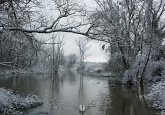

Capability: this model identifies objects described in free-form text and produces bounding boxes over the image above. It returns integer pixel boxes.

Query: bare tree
[50,36,64,74]
[76,38,90,72]
[66,53,77,68]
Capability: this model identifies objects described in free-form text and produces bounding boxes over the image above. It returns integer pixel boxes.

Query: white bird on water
[79,105,86,112]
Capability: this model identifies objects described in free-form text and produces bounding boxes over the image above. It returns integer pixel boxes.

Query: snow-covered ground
[0,88,43,115]
[146,80,165,115]
[0,69,42,76]
[83,62,113,77]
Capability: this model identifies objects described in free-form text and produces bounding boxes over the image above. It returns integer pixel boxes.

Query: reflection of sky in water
[0,72,159,115]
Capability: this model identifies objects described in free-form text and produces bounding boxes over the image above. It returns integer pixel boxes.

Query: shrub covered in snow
[79,62,114,77]
[145,80,165,115]
[122,59,165,85]
[122,69,139,85]
[0,88,43,115]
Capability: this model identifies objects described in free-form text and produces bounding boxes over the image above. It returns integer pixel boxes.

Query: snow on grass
[145,80,165,115]
[82,62,113,77]
[0,88,43,115]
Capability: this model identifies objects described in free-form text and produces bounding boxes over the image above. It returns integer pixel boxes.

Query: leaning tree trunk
[117,41,129,70]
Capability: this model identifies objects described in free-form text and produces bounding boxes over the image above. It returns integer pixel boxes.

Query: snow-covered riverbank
[0,88,43,115]
[146,80,165,115]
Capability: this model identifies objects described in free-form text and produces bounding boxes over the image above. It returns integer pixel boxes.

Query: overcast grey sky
[38,0,107,62]
[63,33,107,62]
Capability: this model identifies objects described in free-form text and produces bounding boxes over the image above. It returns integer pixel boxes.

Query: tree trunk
[139,47,151,89]
[117,41,129,69]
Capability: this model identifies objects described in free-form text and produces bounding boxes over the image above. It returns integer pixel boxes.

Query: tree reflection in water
[49,73,60,113]
[100,81,158,115]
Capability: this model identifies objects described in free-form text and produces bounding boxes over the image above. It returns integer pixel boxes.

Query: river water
[0,71,159,115]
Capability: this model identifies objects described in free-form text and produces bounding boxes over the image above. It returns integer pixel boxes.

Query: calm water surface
[0,71,159,115]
